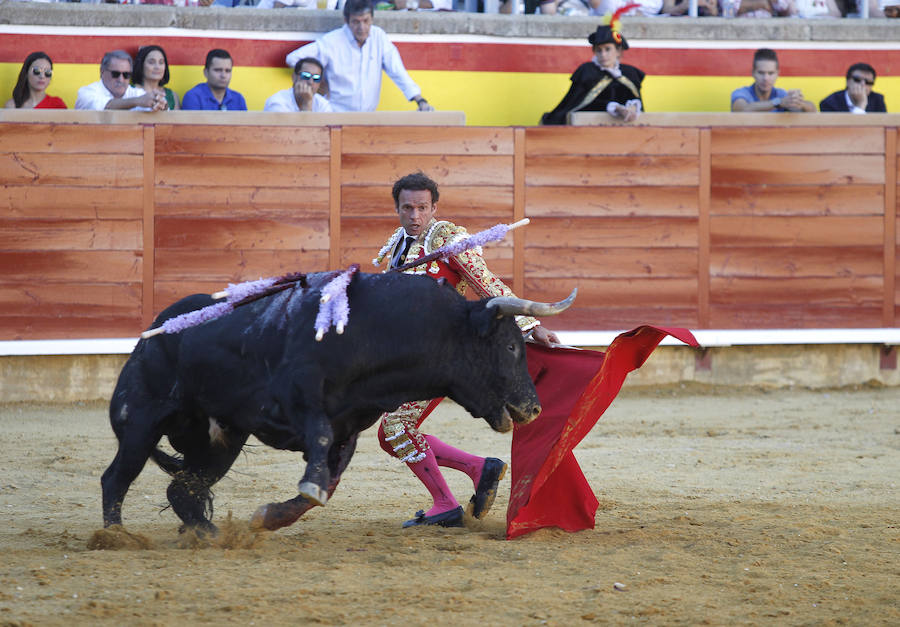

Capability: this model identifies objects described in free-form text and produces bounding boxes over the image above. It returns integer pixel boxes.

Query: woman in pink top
[4,52,67,109]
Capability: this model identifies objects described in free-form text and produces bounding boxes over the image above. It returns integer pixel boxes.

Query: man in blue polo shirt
[182,49,248,112]
[731,48,815,113]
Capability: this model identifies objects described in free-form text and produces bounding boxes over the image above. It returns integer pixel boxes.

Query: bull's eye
[508,344,516,353]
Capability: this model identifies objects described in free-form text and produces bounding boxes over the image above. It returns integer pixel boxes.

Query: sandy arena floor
[1,384,898,625]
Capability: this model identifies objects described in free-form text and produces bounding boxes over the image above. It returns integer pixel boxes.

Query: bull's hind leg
[166,429,249,534]
[252,433,359,531]
[101,404,163,527]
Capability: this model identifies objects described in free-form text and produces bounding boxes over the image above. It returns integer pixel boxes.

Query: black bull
[102,271,575,533]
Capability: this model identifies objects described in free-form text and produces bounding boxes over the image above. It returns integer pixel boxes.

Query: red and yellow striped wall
[1,26,898,124]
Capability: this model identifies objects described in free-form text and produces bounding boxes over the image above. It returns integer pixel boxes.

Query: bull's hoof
[251,496,317,531]
[298,481,328,506]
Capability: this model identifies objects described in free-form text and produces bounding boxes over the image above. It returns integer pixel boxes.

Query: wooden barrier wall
[1,115,897,340]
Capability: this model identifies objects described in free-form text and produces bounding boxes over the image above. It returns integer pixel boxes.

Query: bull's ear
[469,302,501,338]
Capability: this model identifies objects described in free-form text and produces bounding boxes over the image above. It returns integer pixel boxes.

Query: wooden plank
[885,128,897,326]
[0,123,143,154]
[155,155,330,188]
[0,153,143,187]
[155,217,329,250]
[547,306,699,331]
[712,155,884,186]
[709,276,883,306]
[1,186,143,220]
[711,216,883,247]
[711,127,885,155]
[526,185,698,218]
[341,127,514,155]
[0,219,142,250]
[524,247,698,278]
[0,315,143,341]
[339,185,513,218]
[513,127,525,296]
[330,127,341,269]
[0,251,141,282]
[524,277,698,308]
[527,216,699,248]
[526,127,700,156]
[155,250,329,282]
[709,305,883,329]
[526,155,699,187]
[155,124,330,156]
[698,128,710,328]
[711,184,884,217]
[340,155,514,187]
[0,283,141,311]
[154,186,330,218]
[710,246,883,278]
[142,125,155,331]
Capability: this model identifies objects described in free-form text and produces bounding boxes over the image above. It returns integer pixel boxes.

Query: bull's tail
[150,448,184,475]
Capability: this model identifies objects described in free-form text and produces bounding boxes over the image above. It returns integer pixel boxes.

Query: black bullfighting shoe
[466,457,508,519]
[402,506,464,528]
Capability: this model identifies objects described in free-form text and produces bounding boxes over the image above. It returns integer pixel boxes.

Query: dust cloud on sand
[1,384,898,625]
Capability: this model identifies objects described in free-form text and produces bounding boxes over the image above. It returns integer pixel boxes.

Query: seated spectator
[881,0,899,15]
[541,11,644,125]
[720,0,797,16]
[659,0,719,15]
[264,58,333,112]
[75,50,165,111]
[132,45,180,110]
[4,52,66,109]
[590,0,663,16]
[256,0,316,8]
[731,48,815,113]
[181,49,248,111]
[819,63,887,113]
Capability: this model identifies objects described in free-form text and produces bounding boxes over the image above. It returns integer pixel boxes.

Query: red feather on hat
[605,2,641,31]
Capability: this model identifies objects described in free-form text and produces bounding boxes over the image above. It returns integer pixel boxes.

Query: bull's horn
[485,288,577,318]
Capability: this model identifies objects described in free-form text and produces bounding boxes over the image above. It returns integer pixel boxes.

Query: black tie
[393,236,415,269]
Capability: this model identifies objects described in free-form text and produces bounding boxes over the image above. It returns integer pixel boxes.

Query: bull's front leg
[297,413,333,507]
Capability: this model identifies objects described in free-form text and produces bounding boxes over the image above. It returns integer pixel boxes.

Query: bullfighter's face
[396,189,436,238]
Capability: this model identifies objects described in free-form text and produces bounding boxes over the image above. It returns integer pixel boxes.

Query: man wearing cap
[540,13,644,125]
[819,63,887,114]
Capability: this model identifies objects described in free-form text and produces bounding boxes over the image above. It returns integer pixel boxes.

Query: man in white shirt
[264,58,334,113]
[75,50,166,111]
[285,0,434,113]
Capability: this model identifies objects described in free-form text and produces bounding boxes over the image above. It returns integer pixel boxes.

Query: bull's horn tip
[211,290,227,299]
[315,331,324,341]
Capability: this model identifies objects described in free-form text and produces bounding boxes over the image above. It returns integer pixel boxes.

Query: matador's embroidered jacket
[374,218,539,463]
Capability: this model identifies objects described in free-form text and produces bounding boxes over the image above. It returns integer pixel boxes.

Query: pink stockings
[408,435,486,517]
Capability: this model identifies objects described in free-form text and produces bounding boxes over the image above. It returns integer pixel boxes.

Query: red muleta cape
[507,326,699,539]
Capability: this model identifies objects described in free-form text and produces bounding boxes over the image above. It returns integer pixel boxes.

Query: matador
[374,172,558,528]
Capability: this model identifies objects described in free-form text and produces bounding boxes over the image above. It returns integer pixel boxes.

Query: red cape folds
[507,326,699,540]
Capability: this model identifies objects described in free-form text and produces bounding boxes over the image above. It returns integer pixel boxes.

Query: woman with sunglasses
[264,57,332,112]
[131,45,180,111]
[4,52,67,109]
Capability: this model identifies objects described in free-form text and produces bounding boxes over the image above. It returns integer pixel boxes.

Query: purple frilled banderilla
[140,219,530,340]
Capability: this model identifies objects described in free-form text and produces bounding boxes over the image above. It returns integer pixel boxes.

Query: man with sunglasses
[819,63,887,114]
[264,58,333,113]
[284,0,433,113]
[182,49,248,112]
[75,50,166,111]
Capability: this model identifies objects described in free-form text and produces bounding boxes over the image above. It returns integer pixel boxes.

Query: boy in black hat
[541,16,644,125]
